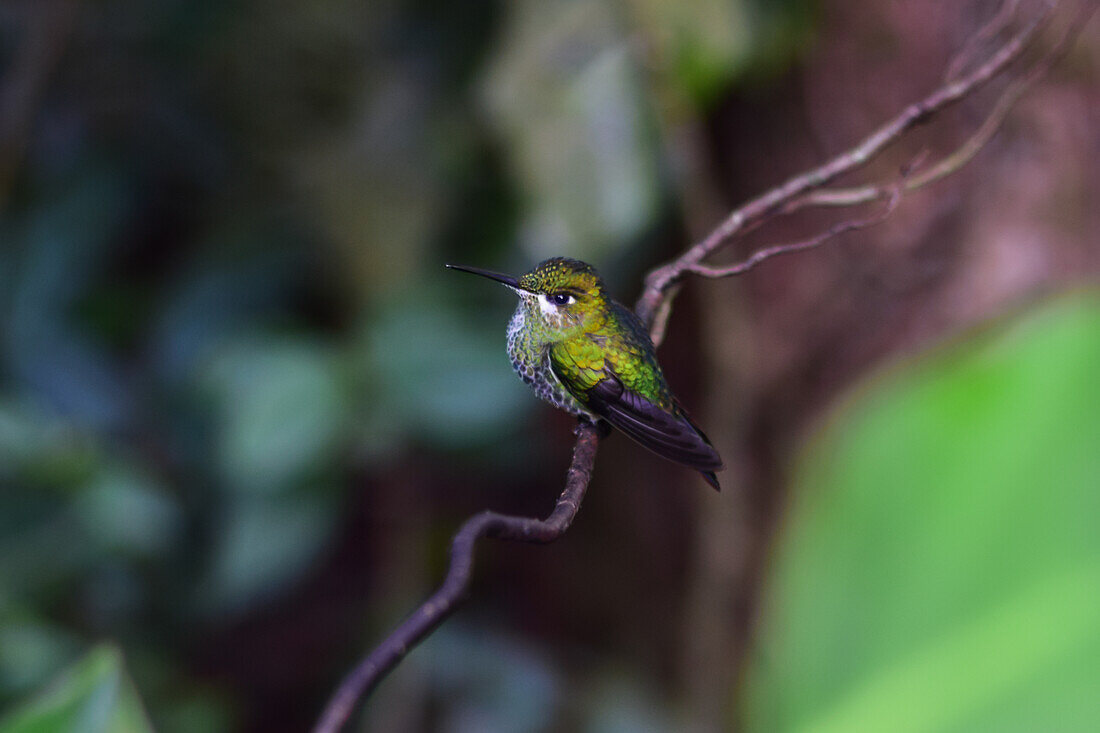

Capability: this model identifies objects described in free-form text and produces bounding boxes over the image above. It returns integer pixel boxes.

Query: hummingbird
[447,257,723,490]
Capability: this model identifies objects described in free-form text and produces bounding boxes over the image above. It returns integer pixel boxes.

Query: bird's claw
[575,416,611,438]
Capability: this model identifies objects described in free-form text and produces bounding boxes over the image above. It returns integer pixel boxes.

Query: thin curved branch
[635,1,1055,329]
[313,422,601,733]
[945,0,1022,82]
[685,187,902,281]
[794,0,1093,211]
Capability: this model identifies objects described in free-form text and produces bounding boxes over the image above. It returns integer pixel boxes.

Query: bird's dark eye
[550,292,573,306]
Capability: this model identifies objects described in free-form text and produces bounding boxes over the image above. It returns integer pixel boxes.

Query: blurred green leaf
[744,294,1100,732]
[0,401,99,493]
[149,240,305,385]
[76,463,182,558]
[202,340,345,494]
[627,0,754,106]
[585,677,674,733]
[4,162,134,431]
[0,621,81,699]
[482,0,661,261]
[397,625,560,733]
[0,645,153,733]
[355,292,530,452]
[197,494,335,616]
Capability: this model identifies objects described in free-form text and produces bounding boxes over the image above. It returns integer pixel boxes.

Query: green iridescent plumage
[447,257,723,490]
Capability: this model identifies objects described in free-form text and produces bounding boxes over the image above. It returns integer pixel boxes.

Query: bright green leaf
[744,293,1100,733]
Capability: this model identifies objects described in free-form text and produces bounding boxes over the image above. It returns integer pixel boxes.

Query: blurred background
[1,0,1098,731]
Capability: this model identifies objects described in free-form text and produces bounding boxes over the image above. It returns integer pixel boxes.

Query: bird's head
[447,257,608,335]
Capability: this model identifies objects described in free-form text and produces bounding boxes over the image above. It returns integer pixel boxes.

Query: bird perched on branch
[447,257,724,490]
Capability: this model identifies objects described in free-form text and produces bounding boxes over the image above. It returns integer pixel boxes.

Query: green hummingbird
[447,257,723,490]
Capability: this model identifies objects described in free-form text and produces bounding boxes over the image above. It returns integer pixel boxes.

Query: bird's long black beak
[445,264,523,290]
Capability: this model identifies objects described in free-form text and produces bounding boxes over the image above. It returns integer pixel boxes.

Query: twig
[635,1,1054,329]
[313,422,601,733]
[794,0,1093,211]
[945,0,1023,82]
[685,188,903,280]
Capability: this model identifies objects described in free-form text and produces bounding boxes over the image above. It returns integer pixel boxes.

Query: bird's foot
[575,416,611,438]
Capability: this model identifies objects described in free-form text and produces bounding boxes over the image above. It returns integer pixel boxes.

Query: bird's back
[555,300,673,409]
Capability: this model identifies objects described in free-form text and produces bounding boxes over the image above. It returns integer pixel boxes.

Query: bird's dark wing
[583,375,723,471]
[548,341,723,490]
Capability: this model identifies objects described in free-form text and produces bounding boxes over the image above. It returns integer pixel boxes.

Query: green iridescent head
[446,257,609,332]
[518,258,604,299]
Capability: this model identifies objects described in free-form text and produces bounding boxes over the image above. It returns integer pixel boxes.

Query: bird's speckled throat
[506,295,594,419]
